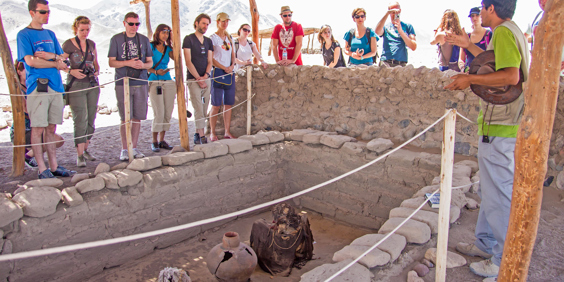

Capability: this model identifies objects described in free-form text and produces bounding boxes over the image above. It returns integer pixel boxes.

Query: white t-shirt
[210,33,233,68]
[235,39,254,70]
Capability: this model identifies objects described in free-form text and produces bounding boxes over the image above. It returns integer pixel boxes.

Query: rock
[61,187,83,207]
[350,233,406,262]
[400,197,460,223]
[23,178,63,188]
[320,135,356,149]
[332,245,391,268]
[13,186,27,195]
[413,263,430,277]
[367,138,394,154]
[424,248,467,268]
[454,160,479,174]
[113,169,143,188]
[11,187,62,218]
[161,152,204,166]
[169,145,187,154]
[127,186,141,196]
[407,270,424,282]
[96,172,119,189]
[378,218,431,244]
[216,139,253,154]
[111,162,129,171]
[75,177,105,193]
[389,207,439,234]
[466,198,480,210]
[412,185,440,198]
[300,259,373,282]
[2,240,13,254]
[0,197,23,227]
[94,163,111,175]
[193,142,229,158]
[557,171,564,190]
[127,156,162,171]
[238,134,270,146]
[341,142,366,155]
[285,129,318,141]
[455,92,465,101]
[71,173,90,185]
[262,131,284,143]
[421,258,434,268]
[471,174,480,193]
[303,131,337,145]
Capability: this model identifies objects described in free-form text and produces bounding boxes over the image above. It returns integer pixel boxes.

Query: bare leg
[77,143,85,157]
[152,132,158,143]
[159,131,166,142]
[43,124,58,171]
[131,119,141,148]
[31,127,47,172]
[209,105,220,140]
[223,105,234,138]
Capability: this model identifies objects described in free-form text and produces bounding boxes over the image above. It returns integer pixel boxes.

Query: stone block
[23,178,63,188]
[408,270,424,282]
[286,129,318,141]
[367,138,394,154]
[452,163,472,178]
[320,135,356,149]
[301,259,373,282]
[193,155,234,177]
[238,134,270,145]
[0,197,23,228]
[341,142,366,155]
[94,163,111,175]
[71,173,90,185]
[193,142,229,158]
[113,169,143,188]
[111,162,128,171]
[216,139,253,154]
[126,156,162,171]
[61,187,83,207]
[333,245,391,268]
[389,207,439,234]
[385,149,419,167]
[96,172,119,189]
[454,160,479,174]
[350,233,407,262]
[400,197,460,223]
[218,164,255,182]
[417,153,442,172]
[378,218,431,244]
[12,187,62,218]
[169,145,186,154]
[303,131,336,145]
[75,177,105,194]
[262,131,284,143]
[300,196,336,217]
[161,152,204,166]
[424,248,467,268]
[412,185,441,198]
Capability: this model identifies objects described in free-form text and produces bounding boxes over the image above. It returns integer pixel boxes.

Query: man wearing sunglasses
[375,1,417,67]
[108,12,154,161]
[17,0,73,179]
[271,6,304,66]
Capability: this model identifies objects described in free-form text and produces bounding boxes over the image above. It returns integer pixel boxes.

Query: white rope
[0,110,452,262]
[128,71,235,84]
[456,111,477,124]
[0,78,123,97]
[325,180,479,281]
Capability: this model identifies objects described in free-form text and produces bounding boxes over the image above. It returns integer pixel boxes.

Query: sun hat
[280,6,292,15]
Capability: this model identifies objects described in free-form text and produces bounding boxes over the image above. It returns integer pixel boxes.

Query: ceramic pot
[206,232,257,282]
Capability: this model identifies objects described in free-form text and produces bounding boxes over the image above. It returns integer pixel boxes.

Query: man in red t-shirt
[271,6,304,66]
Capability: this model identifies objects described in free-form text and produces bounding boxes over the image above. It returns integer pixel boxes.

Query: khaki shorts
[26,86,64,128]
[115,84,149,121]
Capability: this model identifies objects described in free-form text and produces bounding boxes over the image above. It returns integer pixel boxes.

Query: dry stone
[113,169,143,188]
[12,187,62,218]
[452,162,473,178]
[94,163,111,175]
[412,185,440,198]
[413,263,430,277]
[193,143,229,158]
[13,186,27,195]
[61,187,83,207]
[333,245,391,268]
[75,177,105,194]
[454,160,479,174]
[71,173,90,185]
[96,172,119,189]
[407,270,424,282]
[303,131,336,145]
[320,135,356,149]
[285,129,318,141]
[389,207,439,234]
[111,162,128,171]
[169,145,187,154]
[367,138,394,154]
[471,174,480,193]
[400,197,460,223]
[216,139,253,154]
[557,171,564,190]
[301,259,373,282]
[341,142,366,155]
[466,198,480,210]
[127,156,162,171]
[424,248,467,268]
[262,131,284,143]
[350,233,407,262]
[238,134,270,146]
[161,152,204,166]
[0,197,23,227]
[378,218,431,244]
[23,178,63,188]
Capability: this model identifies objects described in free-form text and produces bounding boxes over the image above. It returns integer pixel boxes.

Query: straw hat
[280,6,293,15]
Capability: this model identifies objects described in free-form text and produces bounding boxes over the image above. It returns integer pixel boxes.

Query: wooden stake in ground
[249,0,260,64]
[435,109,456,282]
[246,66,252,135]
[130,0,153,39]
[171,0,189,151]
[0,12,25,176]
[123,77,134,162]
[499,0,564,280]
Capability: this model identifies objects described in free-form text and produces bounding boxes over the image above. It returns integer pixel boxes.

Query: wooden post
[435,109,457,282]
[260,37,263,54]
[0,11,25,176]
[249,0,259,64]
[142,1,153,39]
[246,66,252,135]
[123,77,134,162]
[498,0,564,280]
[306,35,311,54]
[171,0,190,151]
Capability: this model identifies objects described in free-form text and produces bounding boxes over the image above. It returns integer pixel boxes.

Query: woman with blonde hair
[62,16,100,167]
[430,9,464,71]
[234,23,268,70]
[318,24,345,68]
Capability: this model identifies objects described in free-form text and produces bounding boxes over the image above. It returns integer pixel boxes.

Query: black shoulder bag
[124,32,146,78]
[64,36,90,104]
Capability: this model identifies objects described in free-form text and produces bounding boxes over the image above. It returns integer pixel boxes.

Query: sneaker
[159,140,173,150]
[470,258,499,278]
[132,148,145,158]
[456,242,492,259]
[151,142,160,152]
[200,136,208,144]
[25,156,38,169]
[38,169,55,179]
[120,149,129,161]
[194,133,201,145]
[77,155,86,167]
[51,166,75,177]
[83,150,97,161]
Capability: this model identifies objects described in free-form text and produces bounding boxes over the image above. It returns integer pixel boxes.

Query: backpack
[234,38,254,58]
[346,27,379,64]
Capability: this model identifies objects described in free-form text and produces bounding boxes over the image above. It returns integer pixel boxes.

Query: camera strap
[65,36,90,92]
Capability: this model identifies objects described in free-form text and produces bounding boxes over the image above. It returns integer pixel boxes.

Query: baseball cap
[217,12,230,21]
[469,7,480,17]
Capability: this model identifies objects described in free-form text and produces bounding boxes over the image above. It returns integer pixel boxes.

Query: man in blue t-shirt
[375,1,417,67]
[17,0,73,179]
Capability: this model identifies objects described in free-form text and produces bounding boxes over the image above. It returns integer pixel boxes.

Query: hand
[34,51,54,60]
[94,70,100,77]
[225,65,235,74]
[245,60,252,66]
[70,69,86,79]
[444,74,472,90]
[197,80,207,89]
[277,59,290,66]
[156,69,169,76]
[261,61,268,69]
[445,28,470,48]
[388,8,400,14]
[56,60,69,71]
[393,20,401,29]
[129,59,144,69]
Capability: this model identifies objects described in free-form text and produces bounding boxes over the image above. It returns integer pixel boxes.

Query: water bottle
[282,48,288,60]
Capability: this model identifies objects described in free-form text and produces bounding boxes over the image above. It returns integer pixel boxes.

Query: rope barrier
[456,111,477,124]
[0,110,452,262]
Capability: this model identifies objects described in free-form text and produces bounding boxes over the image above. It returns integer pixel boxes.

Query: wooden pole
[260,37,263,54]
[246,66,252,135]
[171,0,190,151]
[435,109,457,282]
[498,0,564,280]
[124,77,134,162]
[0,11,25,176]
[306,35,311,54]
[143,1,153,39]
[249,0,259,64]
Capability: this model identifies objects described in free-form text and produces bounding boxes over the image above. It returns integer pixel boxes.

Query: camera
[82,65,99,87]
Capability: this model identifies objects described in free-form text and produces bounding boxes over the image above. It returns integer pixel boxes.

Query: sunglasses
[282,14,292,18]
[242,28,251,33]
[162,29,171,33]
[126,22,141,26]
[34,10,50,15]
[223,40,230,50]
[354,14,366,19]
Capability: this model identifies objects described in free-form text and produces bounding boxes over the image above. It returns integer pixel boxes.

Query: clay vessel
[206,232,257,281]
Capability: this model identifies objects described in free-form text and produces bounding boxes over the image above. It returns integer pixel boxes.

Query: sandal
[223,135,236,139]
[209,135,219,142]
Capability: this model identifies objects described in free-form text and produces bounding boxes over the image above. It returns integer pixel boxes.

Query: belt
[384,59,407,64]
